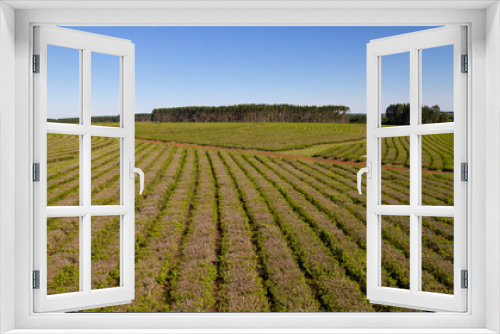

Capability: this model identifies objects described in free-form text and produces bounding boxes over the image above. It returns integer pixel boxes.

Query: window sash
[32,25,136,313]
[366,26,467,312]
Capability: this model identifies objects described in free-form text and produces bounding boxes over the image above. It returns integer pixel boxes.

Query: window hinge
[461,270,468,289]
[461,162,468,182]
[33,54,40,73]
[33,270,40,289]
[33,163,40,182]
[461,54,468,73]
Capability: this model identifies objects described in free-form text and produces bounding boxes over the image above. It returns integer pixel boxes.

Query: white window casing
[0,2,17,333]
[0,2,497,333]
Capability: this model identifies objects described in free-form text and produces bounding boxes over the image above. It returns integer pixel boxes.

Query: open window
[33,24,467,315]
[3,0,498,330]
[363,26,467,312]
[33,26,140,312]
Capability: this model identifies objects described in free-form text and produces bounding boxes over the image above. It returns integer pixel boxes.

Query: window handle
[357,162,371,195]
[129,162,144,195]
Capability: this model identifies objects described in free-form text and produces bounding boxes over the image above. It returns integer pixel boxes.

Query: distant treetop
[151,104,350,123]
[383,103,452,125]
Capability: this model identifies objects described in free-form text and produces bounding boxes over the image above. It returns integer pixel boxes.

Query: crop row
[45,135,455,312]
[313,133,454,171]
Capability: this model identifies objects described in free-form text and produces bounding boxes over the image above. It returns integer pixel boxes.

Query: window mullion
[81,48,92,293]
[409,47,420,294]
[82,48,91,209]
[415,48,424,293]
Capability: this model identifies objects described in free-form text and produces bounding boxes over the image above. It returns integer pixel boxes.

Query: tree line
[150,104,350,123]
[48,114,149,124]
[383,103,452,125]
[47,104,451,125]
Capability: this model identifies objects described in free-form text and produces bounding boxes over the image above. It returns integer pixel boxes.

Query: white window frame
[0,1,499,333]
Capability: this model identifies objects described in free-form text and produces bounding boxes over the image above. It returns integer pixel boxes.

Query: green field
[307,134,454,171]
[136,122,454,171]
[135,122,367,151]
[46,122,455,312]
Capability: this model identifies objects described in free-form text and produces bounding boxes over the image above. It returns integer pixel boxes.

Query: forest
[384,103,453,125]
[150,104,351,123]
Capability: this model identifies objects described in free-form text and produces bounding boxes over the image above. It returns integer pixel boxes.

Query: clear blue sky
[47,26,453,119]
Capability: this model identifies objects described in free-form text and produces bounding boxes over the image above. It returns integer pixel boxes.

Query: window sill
[4,330,498,334]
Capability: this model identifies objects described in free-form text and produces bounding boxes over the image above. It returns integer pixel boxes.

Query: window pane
[47,45,80,124]
[91,216,120,290]
[421,217,454,294]
[421,45,454,124]
[91,137,121,205]
[380,216,410,290]
[47,217,80,295]
[421,133,454,206]
[47,134,80,206]
[91,52,121,127]
[381,136,410,205]
[381,52,410,126]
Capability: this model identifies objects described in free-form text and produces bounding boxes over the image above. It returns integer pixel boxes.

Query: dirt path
[134,138,448,174]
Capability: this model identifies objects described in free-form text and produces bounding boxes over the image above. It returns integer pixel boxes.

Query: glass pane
[47,217,80,295]
[421,217,454,294]
[91,216,120,290]
[381,216,410,290]
[421,45,454,124]
[381,136,410,205]
[47,134,80,206]
[421,133,454,206]
[91,52,121,127]
[47,45,80,124]
[381,52,410,126]
[91,137,121,205]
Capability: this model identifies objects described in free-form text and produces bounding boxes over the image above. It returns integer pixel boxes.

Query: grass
[135,122,453,171]
[45,122,455,312]
[208,151,270,312]
[312,134,453,171]
[135,122,366,152]
[169,151,218,312]
[219,151,320,312]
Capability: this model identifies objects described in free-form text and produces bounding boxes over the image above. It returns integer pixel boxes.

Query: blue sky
[47,26,453,119]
